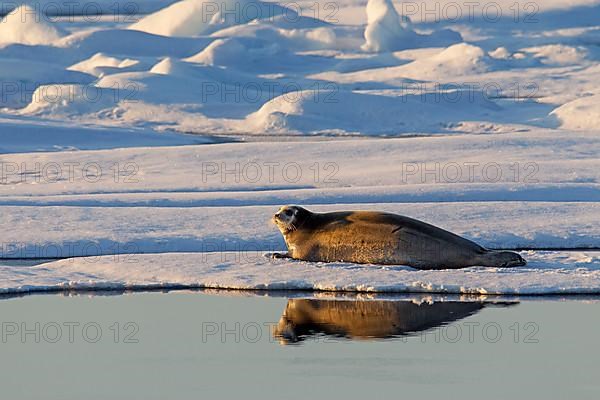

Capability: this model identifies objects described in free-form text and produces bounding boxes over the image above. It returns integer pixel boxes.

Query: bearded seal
[274,298,516,343]
[271,205,526,270]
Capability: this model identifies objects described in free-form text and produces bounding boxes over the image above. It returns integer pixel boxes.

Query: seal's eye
[284,209,293,216]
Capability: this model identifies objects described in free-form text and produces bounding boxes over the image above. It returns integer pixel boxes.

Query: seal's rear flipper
[478,250,526,268]
[485,302,520,308]
[265,252,291,260]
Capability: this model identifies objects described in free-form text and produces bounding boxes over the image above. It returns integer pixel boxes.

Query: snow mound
[521,44,588,66]
[247,89,501,135]
[550,94,600,130]
[186,38,248,65]
[397,43,490,79]
[362,0,460,52]
[56,29,210,58]
[489,47,512,60]
[0,5,66,46]
[431,43,489,71]
[185,25,339,69]
[21,84,118,117]
[208,16,332,43]
[316,43,492,85]
[146,57,259,86]
[0,58,94,108]
[149,57,194,75]
[68,53,139,77]
[185,37,308,73]
[129,0,294,37]
[302,27,338,47]
[362,0,415,52]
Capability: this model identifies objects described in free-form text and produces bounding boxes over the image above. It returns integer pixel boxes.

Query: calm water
[0,291,598,399]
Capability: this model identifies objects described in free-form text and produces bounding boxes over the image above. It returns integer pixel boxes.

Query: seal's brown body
[276,208,525,270]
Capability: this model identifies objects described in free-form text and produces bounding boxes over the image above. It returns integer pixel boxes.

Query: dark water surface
[0,291,598,399]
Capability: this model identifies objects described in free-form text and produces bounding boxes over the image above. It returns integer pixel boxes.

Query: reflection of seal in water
[274,299,515,343]
[272,205,526,270]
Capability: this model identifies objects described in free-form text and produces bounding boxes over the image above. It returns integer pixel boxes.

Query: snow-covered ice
[0,132,598,294]
[2,251,600,296]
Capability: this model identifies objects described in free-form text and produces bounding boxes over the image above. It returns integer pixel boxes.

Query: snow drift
[551,94,600,130]
[398,43,491,79]
[20,84,120,116]
[0,5,65,46]
[362,0,460,52]
[68,53,140,77]
[129,0,295,37]
[248,89,501,135]
[1,0,598,136]
[362,0,416,52]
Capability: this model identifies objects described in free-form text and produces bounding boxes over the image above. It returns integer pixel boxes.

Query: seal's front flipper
[265,252,291,260]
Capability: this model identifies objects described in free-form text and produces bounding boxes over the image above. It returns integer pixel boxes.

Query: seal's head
[273,315,299,345]
[272,205,310,234]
